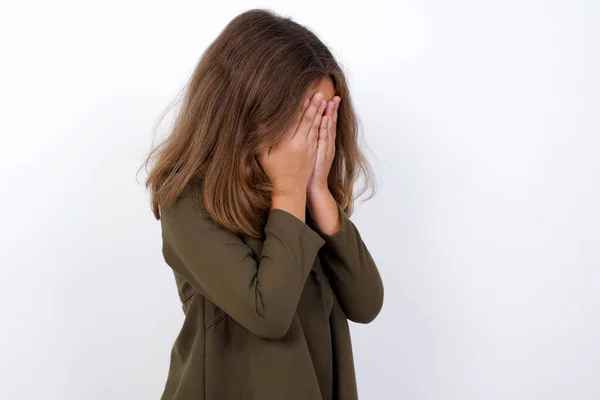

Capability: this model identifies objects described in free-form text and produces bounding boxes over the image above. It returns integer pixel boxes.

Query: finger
[319,115,329,143]
[316,115,329,157]
[332,96,341,126]
[299,92,325,138]
[326,101,335,142]
[308,99,327,142]
[325,100,335,118]
[290,97,310,139]
[327,110,333,140]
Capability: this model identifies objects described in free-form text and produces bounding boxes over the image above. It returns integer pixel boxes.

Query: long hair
[139,8,377,238]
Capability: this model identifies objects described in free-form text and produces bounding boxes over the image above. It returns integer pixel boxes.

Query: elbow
[346,284,384,324]
[246,310,294,340]
[233,288,299,339]
[347,301,383,324]
[251,320,291,340]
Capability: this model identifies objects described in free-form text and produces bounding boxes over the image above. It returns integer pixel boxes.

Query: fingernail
[303,98,309,107]
[316,92,324,101]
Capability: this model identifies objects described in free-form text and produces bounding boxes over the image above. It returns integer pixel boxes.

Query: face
[259,76,337,135]
[304,76,336,106]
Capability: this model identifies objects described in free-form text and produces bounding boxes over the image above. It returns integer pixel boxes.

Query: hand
[306,96,341,195]
[259,92,328,196]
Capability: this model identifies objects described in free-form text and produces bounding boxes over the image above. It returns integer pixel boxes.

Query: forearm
[162,195,326,339]
[307,192,384,323]
[306,189,341,235]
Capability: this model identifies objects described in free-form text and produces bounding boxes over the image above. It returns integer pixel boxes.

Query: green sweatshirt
[159,193,384,399]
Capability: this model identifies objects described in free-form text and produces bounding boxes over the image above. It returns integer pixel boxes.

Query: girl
[143,8,384,400]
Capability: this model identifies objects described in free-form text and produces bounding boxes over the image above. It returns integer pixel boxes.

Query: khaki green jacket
[159,194,384,399]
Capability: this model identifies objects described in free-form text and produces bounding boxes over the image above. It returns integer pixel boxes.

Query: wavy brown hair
[139,8,377,238]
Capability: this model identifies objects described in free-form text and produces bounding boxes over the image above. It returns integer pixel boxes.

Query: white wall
[1,1,598,399]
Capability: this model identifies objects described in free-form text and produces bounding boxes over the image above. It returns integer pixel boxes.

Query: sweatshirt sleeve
[160,195,326,339]
[310,202,384,323]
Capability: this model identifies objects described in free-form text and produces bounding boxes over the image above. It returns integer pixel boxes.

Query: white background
[1,1,598,399]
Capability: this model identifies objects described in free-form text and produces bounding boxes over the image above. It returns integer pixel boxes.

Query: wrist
[307,184,330,195]
[306,184,330,197]
[272,180,306,197]
[306,187,333,207]
[271,191,307,223]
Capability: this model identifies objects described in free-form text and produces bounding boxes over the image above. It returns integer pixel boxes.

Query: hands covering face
[306,93,341,194]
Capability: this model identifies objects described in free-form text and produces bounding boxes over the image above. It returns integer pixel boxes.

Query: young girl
[143,9,384,400]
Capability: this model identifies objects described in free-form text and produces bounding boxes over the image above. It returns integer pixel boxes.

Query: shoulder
[161,192,208,223]
[160,192,243,249]
[160,194,215,245]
